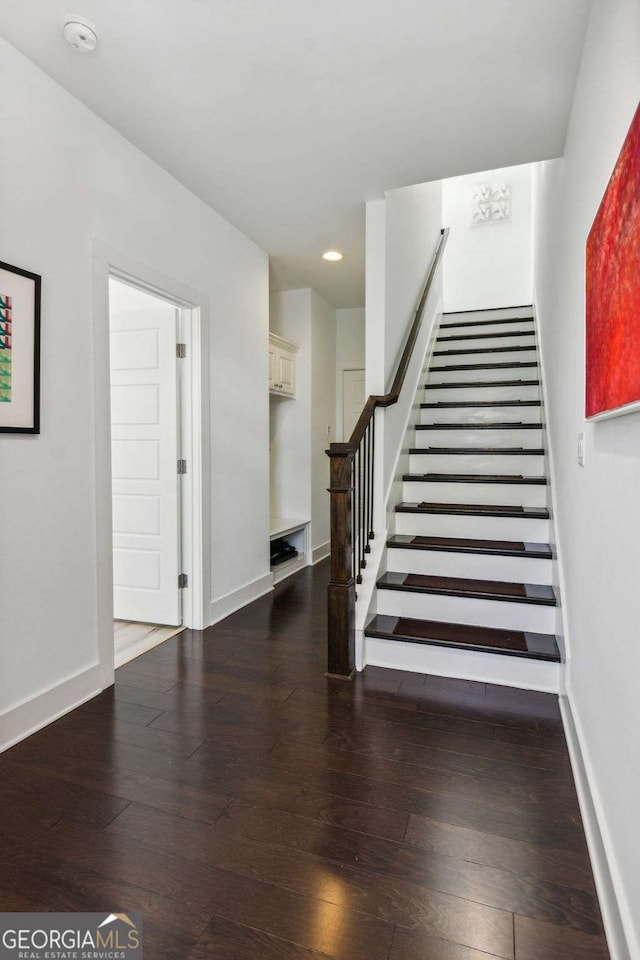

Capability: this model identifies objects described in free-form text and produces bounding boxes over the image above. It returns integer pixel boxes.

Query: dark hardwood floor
[0,561,609,959]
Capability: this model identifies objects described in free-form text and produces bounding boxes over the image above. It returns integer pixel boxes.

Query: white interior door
[110,304,181,625]
[342,368,366,441]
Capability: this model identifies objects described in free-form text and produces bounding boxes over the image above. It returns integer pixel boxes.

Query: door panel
[110,307,181,625]
[342,369,366,440]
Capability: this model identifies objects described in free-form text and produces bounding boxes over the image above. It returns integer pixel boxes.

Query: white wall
[366,182,443,502]
[531,2,640,956]
[269,288,336,557]
[310,291,336,556]
[0,37,270,750]
[443,164,533,312]
[336,307,365,370]
[384,182,443,388]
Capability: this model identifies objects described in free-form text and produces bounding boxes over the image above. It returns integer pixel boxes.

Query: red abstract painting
[586,102,640,419]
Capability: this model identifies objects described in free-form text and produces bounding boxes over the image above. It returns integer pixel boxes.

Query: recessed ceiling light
[63,16,98,52]
[322,250,344,262]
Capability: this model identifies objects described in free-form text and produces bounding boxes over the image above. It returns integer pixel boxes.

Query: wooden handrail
[326,227,449,679]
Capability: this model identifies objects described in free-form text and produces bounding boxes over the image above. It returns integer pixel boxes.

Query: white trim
[364,637,561,692]
[210,572,274,625]
[0,664,103,754]
[532,299,571,677]
[561,695,636,960]
[312,541,330,564]
[91,241,212,690]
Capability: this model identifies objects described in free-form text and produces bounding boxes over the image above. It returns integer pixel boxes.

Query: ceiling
[0,0,592,307]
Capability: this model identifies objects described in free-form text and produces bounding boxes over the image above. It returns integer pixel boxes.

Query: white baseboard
[0,663,104,754]
[209,572,273,626]
[561,695,637,960]
[364,637,561,692]
[312,541,330,565]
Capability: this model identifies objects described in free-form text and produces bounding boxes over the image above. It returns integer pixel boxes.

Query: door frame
[92,241,211,689]
[337,363,366,442]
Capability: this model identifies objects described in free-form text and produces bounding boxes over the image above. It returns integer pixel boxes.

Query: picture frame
[585,102,640,421]
[0,259,41,434]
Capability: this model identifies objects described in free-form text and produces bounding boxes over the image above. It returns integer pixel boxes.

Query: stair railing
[326,227,449,678]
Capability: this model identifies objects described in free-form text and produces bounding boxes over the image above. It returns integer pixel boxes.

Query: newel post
[326,443,356,679]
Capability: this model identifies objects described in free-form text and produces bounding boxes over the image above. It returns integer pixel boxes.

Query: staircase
[364,306,562,689]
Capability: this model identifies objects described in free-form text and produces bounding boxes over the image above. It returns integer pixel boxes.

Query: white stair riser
[414,428,543,448]
[420,405,542,424]
[363,636,561,693]
[429,366,539,384]
[395,511,549,541]
[402,481,547,507]
[424,384,540,402]
[410,452,545,475]
[386,547,553,584]
[436,334,536,351]
[377,589,557,634]
[433,349,537,366]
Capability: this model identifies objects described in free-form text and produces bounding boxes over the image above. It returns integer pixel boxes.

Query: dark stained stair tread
[365,614,561,661]
[377,572,557,605]
[433,345,536,356]
[437,330,536,342]
[410,447,544,454]
[430,361,539,372]
[424,379,540,389]
[403,473,548,485]
[421,401,541,407]
[439,316,535,329]
[397,502,550,519]
[386,534,553,558]
[416,422,541,430]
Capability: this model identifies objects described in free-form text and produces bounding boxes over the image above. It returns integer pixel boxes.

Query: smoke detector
[63,16,98,52]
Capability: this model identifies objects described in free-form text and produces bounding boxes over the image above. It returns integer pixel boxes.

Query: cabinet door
[277,349,295,396]
[268,343,278,390]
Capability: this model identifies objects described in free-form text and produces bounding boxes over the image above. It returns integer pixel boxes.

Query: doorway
[109,277,186,666]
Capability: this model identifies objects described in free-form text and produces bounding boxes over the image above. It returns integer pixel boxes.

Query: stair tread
[421,401,541,407]
[410,446,544,454]
[377,572,557,605]
[403,473,547,484]
[440,316,534,329]
[387,534,553,558]
[365,614,560,662]
[430,361,539,372]
[433,345,536,356]
[437,330,536,342]
[425,379,540,389]
[397,501,550,518]
[416,422,540,430]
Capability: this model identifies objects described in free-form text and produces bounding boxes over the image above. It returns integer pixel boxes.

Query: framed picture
[0,259,41,434]
[586,102,640,420]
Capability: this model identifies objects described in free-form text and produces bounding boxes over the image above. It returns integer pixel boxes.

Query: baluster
[369,412,375,539]
[364,425,371,555]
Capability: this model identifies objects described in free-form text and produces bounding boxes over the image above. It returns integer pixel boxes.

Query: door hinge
[177,459,187,474]
[178,573,188,589]
[176,343,187,359]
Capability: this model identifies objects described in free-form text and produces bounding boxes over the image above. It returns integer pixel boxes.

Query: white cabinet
[269,333,297,397]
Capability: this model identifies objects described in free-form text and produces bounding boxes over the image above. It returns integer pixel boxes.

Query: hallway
[0,562,608,959]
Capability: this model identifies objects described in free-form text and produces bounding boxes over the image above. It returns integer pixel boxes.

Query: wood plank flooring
[0,561,609,960]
